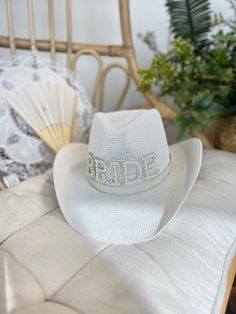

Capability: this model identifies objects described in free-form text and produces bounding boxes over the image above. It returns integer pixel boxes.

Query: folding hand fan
[3,80,78,152]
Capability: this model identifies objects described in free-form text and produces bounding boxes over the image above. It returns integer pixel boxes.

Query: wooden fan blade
[39,124,73,152]
[4,79,79,152]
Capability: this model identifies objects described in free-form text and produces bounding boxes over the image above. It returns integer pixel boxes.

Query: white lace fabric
[0,56,94,187]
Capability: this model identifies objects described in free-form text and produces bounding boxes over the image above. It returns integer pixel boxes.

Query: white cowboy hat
[54,109,202,244]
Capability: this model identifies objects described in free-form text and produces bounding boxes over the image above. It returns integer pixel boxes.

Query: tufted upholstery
[0,149,236,314]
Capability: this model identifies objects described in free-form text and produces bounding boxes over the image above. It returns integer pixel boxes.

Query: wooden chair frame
[0,1,235,313]
[0,0,177,118]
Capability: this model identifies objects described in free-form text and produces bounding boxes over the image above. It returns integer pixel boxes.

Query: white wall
[0,0,232,143]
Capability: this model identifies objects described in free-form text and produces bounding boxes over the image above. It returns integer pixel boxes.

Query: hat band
[87,152,171,195]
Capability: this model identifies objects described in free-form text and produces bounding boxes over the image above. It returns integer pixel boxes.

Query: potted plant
[139,0,236,151]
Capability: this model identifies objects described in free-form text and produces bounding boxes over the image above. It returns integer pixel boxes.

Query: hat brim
[53,139,202,244]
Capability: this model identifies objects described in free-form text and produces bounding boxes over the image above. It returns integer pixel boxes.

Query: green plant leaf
[173,113,189,139]
[166,0,212,46]
[138,34,236,139]
[216,34,236,42]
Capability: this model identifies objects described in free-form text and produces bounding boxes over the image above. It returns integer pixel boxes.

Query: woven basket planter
[192,117,236,152]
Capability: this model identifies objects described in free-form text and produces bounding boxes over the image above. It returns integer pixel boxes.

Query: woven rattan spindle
[72,49,104,110]
[66,0,72,69]
[99,63,131,112]
[48,0,57,66]
[119,0,176,120]
[27,0,37,66]
[6,0,16,61]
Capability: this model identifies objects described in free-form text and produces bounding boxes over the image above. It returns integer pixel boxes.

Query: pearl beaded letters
[87,152,171,195]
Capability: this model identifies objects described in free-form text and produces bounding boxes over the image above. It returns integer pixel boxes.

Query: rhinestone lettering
[142,153,160,180]
[88,152,161,187]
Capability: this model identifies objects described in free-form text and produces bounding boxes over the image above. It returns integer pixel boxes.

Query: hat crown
[88,109,171,195]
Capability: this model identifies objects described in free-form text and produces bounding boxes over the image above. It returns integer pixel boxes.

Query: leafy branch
[139,38,236,138]
[166,0,212,47]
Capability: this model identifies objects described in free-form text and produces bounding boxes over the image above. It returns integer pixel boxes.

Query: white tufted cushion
[0,149,236,314]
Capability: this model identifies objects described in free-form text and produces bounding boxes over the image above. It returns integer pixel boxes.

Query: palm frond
[166,0,212,46]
